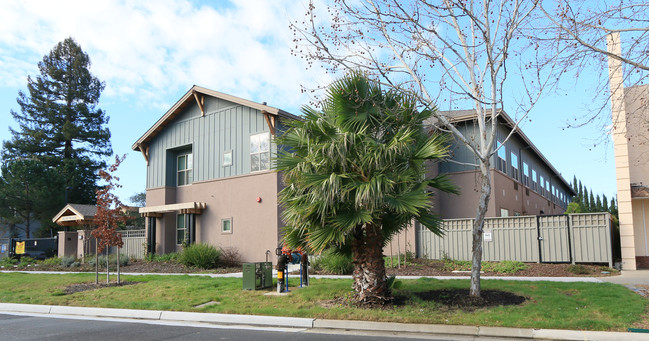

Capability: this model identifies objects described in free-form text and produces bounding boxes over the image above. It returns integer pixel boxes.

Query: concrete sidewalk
[0,270,607,282]
[0,302,647,341]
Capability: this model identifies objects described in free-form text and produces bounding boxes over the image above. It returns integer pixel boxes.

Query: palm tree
[276,72,457,304]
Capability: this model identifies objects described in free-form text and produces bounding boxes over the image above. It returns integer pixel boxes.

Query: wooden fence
[417,213,613,266]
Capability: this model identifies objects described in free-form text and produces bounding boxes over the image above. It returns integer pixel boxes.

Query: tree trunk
[351,224,390,304]
[470,160,492,297]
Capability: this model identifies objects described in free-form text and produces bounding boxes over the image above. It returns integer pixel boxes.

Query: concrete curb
[1,303,647,340]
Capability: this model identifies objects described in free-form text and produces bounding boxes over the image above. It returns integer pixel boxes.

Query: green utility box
[242,262,272,290]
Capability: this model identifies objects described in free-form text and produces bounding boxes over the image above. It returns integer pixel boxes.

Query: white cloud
[0,0,325,113]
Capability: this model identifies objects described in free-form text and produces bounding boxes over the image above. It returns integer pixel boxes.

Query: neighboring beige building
[607,32,649,270]
[429,110,575,220]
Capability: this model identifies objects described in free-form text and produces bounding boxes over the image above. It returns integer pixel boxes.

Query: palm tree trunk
[351,224,390,304]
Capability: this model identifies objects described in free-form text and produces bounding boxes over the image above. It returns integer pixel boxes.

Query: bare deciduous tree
[291,0,552,297]
[533,0,649,140]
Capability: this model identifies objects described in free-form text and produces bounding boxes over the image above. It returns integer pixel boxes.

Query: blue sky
[0,0,616,205]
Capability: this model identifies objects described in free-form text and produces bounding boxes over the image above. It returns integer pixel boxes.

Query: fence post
[567,214,575,265]
[535,216,542,263]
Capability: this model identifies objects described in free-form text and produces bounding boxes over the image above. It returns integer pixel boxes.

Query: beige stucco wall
[607,32,638,269]
[631,199,649,258]
[57,231,78,258]
[434,169,566,220]
[492,170,566,217]
[624,84,649,187]
[146,171,280,263]
[434,170,496,219]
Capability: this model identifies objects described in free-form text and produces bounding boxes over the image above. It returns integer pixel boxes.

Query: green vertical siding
[145,96,274,189]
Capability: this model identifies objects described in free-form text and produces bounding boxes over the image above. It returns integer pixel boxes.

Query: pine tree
[2,37,112,210]
[589,192,596,212]
[602,194,609,212]
[0,159,65,238]
[610,197,618,217]
[578,181,584,205]
[595,195,603,212]
[582,187,590,212]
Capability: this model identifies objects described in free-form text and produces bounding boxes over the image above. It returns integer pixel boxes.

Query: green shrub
[18,257,37,266]
[483,260,528,274]
[441,258,471,271]
[313,250,353,275]
[146,252,180,262]
[87,253,129,269]
[40,257,62,267]
[180,243,221,269]
[219,247,241,267]
[60,256,79,268]
[0,257,18,267]
[567,264,591,275]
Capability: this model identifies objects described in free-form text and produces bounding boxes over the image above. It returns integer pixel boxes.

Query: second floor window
[522,162,529,186]
[496,140,506,172]
[250,132,270,172]
[177,153,193,186]
[510,152,519,181]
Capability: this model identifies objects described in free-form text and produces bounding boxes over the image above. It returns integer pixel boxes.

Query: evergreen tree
[602,194,609,212]
[610,197,618,217]
[582,187,590,211]
[0,159,64,238]
[2,37,111,214]
[578,181,584,205]
[595,194,603,212]
[589,192,596,212]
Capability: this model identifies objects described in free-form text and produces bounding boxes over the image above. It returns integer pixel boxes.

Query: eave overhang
[436,109,576,196]
[131,85,299,154]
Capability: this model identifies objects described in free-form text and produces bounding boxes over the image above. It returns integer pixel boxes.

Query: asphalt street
[0,313,476,341]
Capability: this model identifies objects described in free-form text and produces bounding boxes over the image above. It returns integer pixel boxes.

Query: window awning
[139,202,207,217]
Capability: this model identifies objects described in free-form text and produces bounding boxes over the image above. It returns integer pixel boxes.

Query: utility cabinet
[242,262,272,290]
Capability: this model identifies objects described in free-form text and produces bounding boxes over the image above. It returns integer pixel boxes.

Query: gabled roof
[52,203,97,226]
[433,109,576,196]
[131,85,299,152]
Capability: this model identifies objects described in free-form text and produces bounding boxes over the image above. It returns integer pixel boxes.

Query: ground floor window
[221,217,232,234]
[176,214,186,244]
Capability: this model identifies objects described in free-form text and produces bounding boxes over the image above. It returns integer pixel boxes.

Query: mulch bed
[414,289,527,311]
[383,258,616,277]
[64,281,139,294]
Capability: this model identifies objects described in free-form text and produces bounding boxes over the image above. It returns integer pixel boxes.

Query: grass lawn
[0,272,646,331]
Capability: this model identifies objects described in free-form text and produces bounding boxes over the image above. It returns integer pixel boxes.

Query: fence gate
[537,215,571,262]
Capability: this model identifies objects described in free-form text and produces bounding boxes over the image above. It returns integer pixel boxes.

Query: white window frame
[177,152,193,186]
[223,150,233,167]
[496,140,507,172]
[510,152,519,181]
[221,217,233,234]
[522,162,529,186]
[532,169,537,191]
[176,214,186,245]
[250,132,270,172]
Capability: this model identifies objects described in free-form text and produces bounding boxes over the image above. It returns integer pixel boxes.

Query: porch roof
[52,204,97,227]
